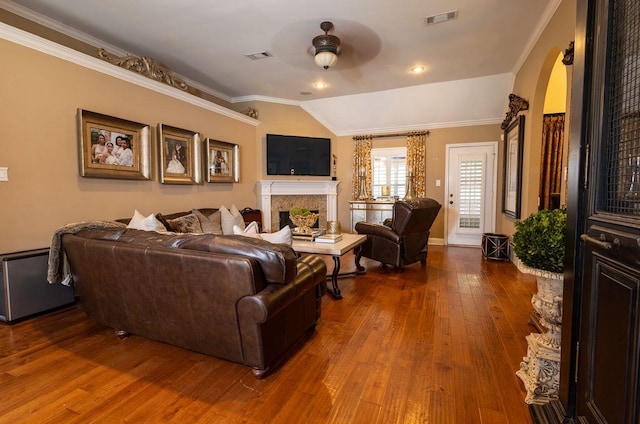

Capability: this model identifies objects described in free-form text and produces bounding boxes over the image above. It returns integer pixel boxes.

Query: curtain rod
[352,130,430,141]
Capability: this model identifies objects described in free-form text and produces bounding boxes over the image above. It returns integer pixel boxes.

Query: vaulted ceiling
[3,0,561,134]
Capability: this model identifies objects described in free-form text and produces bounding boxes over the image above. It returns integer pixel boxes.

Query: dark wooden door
[573,0,640,422]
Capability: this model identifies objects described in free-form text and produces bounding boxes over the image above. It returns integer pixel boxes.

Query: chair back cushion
[391,198,442,235]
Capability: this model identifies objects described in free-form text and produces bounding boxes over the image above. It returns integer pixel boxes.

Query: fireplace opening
[279,210,320,230]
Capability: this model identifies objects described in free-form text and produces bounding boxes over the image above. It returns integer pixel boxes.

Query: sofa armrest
[237,255,327,323]
[355,221,401,243]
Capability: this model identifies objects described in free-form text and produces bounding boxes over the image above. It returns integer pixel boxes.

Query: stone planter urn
[515,264,563,405]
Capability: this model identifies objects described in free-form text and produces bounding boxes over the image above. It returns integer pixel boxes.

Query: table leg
[327,255,343,300]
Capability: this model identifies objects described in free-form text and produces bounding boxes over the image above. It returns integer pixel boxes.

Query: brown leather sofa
[61,221,327,379]
[355,198,442,269]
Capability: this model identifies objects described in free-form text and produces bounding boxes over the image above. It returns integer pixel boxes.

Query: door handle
[580,234,618,250]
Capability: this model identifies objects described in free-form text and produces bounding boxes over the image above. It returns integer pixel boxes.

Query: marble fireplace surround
[256,181,340,232]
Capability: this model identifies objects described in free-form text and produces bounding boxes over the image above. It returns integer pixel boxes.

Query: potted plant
[512,208,567,274]
[512,208,567,404]
[289,206,318,234]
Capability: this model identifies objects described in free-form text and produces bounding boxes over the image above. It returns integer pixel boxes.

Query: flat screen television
[266,134,331,176]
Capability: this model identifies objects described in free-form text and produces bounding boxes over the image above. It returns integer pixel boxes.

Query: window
[371,147,407,198]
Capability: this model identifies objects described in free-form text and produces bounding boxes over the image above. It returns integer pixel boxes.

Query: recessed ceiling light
[313,82,328,89]
[411,66,425,74]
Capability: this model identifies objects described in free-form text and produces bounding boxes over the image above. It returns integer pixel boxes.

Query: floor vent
[424,10,459,26]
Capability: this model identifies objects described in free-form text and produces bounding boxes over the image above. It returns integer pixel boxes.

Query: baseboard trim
[429,238,445,246]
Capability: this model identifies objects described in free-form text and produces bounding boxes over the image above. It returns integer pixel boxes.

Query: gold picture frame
[206,139,239,183]
[78,109,151,180]
[158,124,202,184]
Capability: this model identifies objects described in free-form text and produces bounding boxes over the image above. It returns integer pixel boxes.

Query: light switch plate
[0,167,7,181]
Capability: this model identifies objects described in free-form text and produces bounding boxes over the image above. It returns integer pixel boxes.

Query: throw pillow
[232,223,292,245]
[168,213,203,233]
[126,209,167,232]
[191,209,222,234]
[261,226,292,245]
[232,223,262,239]
[220,204,245,235]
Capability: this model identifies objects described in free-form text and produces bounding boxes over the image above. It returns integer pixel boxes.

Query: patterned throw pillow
[167,213,203,233]
[192,209,222,234]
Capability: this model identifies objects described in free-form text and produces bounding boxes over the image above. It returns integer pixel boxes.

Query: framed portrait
[158,124,202,184]
[78,109,151,180]
[502,115,525,219]
[206,139,239,183]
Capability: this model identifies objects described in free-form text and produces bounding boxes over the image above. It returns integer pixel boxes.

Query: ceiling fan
[312,21,341,69]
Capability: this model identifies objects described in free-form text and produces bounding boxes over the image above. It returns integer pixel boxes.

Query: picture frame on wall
[77,109,151,180]
[158,124,202,184]
[206,138,239,183]
[502,115,525,219]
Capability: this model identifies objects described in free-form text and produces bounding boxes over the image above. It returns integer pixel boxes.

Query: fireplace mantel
[256,180,340,232]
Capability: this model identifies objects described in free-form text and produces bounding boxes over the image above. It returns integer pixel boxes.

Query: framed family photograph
[78,109,151,180]
[206,139,239,183]
[158,124,202,184]
[502,115,525,219]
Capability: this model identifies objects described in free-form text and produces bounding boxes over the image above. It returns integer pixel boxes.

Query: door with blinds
[445,143,497,246]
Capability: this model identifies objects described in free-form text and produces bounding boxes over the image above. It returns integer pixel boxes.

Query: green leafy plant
[512,208,567,274]
[289,206,312,217]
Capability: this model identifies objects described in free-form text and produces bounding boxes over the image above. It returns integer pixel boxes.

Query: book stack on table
[291,229,324,241]
[314,234,343,244]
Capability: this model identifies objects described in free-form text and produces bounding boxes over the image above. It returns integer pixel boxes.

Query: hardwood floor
[0,246,537,423]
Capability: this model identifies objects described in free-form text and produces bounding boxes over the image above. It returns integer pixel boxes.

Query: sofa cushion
[168,213,203,233]
[220,205,245,235]
[176,234,297,285]
[126,210,167,232]
[192,209,223,234]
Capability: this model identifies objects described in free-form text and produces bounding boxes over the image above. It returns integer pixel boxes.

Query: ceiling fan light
[315,51,338,69]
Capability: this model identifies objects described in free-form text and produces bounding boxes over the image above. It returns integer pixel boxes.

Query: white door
[445,142,497,246]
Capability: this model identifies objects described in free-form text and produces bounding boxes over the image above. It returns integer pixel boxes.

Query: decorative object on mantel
[501,94,529,130]
[562,41,574,66]
[512,208,567,405]
[97,48,189,91]
[289,206,319,234]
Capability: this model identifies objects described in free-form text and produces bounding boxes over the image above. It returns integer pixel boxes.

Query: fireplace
[256,181,340,232]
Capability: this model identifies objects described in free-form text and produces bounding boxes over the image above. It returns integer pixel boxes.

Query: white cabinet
[349,200,394,232]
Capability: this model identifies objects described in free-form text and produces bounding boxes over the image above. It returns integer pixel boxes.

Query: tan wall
[0,39,256,252]
[496,0,576,235]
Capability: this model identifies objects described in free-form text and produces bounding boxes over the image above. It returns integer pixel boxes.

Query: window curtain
[352,136,372,199]
[406,132,427,197]
[539,113,565,210]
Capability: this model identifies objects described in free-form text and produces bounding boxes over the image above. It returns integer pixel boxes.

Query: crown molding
[0,21,258,126]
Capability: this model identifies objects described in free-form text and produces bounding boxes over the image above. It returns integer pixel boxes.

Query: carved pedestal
[515,267,563,405]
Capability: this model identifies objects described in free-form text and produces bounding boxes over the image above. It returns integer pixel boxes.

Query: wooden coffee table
[291,233,366,300]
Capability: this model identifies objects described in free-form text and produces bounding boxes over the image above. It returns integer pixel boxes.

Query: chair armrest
[355,221,401,243]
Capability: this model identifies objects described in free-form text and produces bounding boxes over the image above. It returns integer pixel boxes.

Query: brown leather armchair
[355,198,442,269]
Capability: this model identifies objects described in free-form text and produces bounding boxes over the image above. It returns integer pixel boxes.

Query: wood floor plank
[0,246,536,423]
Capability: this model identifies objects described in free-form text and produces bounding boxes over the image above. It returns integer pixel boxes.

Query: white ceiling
[3,0,561,134]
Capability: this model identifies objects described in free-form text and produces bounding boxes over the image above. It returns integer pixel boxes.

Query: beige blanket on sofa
[47,221,126,285]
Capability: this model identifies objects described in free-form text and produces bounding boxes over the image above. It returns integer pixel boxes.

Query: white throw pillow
[232,223,261,239]
[126,209,167,232]
[220,205,245,235]
[260,226,292,245]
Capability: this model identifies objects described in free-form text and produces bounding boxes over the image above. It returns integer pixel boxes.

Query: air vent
[424,10,458,26]
[245,51,272,60]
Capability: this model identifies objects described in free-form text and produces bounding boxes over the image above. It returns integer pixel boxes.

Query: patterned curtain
[406,132,427,197]
[539,113,565,210]
[352,136,372,199]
